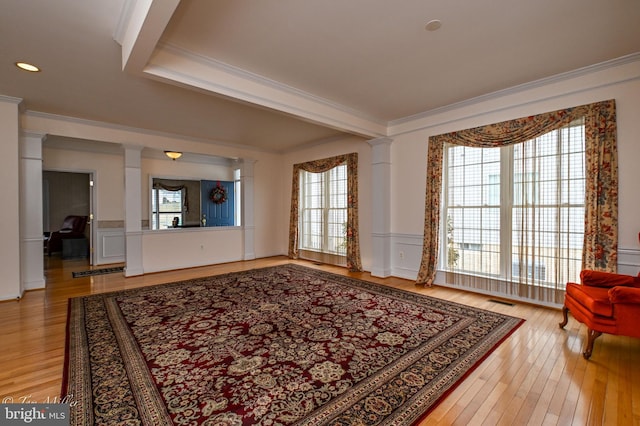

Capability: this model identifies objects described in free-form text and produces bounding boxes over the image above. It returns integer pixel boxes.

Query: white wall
[389,58,640,279]
[143,227,243,273]
[26,112,287,271]
[280,136,373,270]
[43,147,124,222]
[7,57,639,290]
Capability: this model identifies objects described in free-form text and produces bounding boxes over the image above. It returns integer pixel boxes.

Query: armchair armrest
[609,286,640,304]
[580,270,639,288]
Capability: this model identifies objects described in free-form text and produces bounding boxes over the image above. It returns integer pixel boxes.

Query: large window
[299,164,347,256]
[443,119,585,288]
[288,153,362,271]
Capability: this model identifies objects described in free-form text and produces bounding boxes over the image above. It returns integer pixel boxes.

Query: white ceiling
[2,0,639,152]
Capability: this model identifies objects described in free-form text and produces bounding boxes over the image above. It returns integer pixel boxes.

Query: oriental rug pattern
[62,264,523,425]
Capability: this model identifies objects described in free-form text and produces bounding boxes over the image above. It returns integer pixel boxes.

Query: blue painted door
[201,180,235,226]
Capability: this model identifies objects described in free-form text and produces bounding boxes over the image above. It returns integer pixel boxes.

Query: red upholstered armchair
[559,270,640,359]
[46,215,88,256]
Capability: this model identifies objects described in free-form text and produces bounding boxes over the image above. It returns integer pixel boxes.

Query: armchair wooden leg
[583,329,602,360]
[559,306,569,329]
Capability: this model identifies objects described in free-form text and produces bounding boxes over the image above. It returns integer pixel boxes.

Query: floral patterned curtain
[417,100,617,286]
[288,153,363,272]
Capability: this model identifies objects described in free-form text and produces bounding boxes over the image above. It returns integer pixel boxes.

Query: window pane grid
[300,165,347,255]
[444,118,585,289]
[152,188,183,229]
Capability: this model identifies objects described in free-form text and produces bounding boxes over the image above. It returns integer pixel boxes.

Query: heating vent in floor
[488,299,515,306]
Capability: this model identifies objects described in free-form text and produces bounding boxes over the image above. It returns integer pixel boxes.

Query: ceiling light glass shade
[15,62,41,72]
[164,151,182,160]
[425,20,442,31]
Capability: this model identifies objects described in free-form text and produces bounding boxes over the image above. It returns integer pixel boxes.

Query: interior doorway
[42,171,94,265]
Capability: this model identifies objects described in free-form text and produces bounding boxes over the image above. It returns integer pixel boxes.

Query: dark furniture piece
[46,215,88,256]
[62,237,89,259]
[559,269,640,359]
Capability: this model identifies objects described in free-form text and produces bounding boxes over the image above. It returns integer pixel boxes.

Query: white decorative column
[123,145,144,276]
[368,137,393,277]
[239,158,256,260]
[0,96,22,300]
[20,132,46,292]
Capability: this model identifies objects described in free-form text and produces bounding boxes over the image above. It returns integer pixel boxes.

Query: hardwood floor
[1,256,638,425]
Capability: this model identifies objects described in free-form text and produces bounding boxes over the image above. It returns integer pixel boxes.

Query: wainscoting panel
[96,228,125,265]
[390,233,423,280]
[618,248,640,275]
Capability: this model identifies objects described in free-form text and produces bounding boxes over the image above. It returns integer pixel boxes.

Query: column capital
[236,158,256,178]
[123,144,143,168]
[21,131,46,141]
[367,137,393,148]
[238,157,257,165]
[20,133,44,160]
[369,137,393,164]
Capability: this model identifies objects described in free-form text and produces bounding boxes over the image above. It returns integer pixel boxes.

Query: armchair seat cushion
[566,283,613,318]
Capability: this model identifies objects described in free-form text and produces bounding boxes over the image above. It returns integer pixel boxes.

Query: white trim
[618,248,640,275]
[144,43,387,138]
[390,52,640,127]
[388,53,640,136]
[112,0,136,45]
[0,95,22,104]
[160,43,382,124]
[23,110,277,154]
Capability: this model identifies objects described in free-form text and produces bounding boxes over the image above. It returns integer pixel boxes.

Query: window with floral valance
[417,100,617,304]
[288,153,362,272]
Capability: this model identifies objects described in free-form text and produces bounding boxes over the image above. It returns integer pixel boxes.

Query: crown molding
[22,110,278,154]
[144,43,387,138]
[280,134,364,154]
[112,0,136,45]
[42,136,231,165]
[389,52,640,133]
[0,95,23,105]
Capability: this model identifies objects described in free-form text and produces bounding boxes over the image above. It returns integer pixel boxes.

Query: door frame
[42,168,97,266]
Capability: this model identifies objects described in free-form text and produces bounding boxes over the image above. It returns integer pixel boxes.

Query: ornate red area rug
[62,264,523,425]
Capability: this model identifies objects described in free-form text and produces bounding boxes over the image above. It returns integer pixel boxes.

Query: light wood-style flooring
[1,256,638,425]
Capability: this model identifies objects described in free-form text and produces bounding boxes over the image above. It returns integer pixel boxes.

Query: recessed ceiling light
[15,62,41,72]
[425,20,442,31]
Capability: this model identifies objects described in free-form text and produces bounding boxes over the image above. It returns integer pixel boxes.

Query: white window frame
[441,119,585,287]
[299,165,347,256]
[152,187,184,229]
